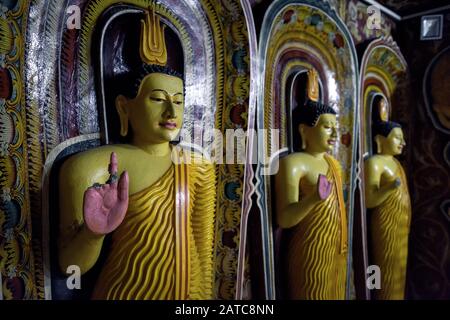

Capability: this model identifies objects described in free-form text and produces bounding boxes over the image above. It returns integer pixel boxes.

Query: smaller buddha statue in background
[275,69,347,300]
[364,101,411,299]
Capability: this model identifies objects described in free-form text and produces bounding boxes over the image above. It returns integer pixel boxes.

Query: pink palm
[318,174,332,200]
[83,152,129,235]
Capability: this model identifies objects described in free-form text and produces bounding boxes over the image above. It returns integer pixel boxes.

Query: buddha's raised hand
[83,152,129,235]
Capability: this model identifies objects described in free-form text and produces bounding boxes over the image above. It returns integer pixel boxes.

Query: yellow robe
[370,159,411,300]
[285,154,348,299]
[91,155,216,300]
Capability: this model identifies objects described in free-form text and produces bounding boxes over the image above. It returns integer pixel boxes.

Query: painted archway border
[0,0,36,300]
[255,0,359,299]
[235,0,258,300]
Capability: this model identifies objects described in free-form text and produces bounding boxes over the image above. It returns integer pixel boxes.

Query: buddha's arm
[275,158,320,229]
[191,161,217,297]
[58,157,107,275]
[364,158,398,209]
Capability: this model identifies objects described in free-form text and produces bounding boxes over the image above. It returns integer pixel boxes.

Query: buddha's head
[373,121,405,156]
[115,65,184,145]
[297,100,338,153]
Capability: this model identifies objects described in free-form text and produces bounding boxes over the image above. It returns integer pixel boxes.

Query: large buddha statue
[58,9,216,300]
[364,117,411,300]
[275,69,348,300]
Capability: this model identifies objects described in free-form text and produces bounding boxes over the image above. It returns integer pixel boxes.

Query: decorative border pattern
[344,0,395,45]
[204,1,252,299]
[235,0,257,300]
[0,0,38,300]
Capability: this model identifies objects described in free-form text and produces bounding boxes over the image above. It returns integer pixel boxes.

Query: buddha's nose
[331,127,338,138]
[164,100,177,119]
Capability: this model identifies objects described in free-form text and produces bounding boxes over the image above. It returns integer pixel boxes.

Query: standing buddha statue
[58,8,216,300]
[364,114,411,300]
[275,69,348,300]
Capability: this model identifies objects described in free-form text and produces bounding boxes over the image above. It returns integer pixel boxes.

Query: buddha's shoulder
[60,144,136,172]
[365,155,385,167]
[280,152,313,166]
[324,153,341,166]
[280,152,342,169]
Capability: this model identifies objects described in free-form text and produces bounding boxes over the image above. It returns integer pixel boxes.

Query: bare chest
[380,161,400,185]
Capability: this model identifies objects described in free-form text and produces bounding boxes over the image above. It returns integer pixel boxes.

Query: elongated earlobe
[120,117,128,137]
[375,135,382,154]
[299,124,307,150]
[116,95,129,137]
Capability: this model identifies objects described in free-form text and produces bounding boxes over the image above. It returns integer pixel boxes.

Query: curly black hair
[373,120,402,137]
[291,99,337,151]
[297,99,337,127]
[120,64,183,99]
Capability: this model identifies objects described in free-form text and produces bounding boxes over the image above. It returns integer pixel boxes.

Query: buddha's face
[117,72,184,144]
[301,113,338,153]
[377,127,405,156]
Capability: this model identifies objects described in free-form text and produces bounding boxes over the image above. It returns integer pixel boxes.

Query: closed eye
[150,97,165,102]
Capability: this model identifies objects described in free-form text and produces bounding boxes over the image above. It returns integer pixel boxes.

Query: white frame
[420,14,443,40]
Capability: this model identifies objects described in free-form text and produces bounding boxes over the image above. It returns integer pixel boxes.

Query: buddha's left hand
[318,174,332,200]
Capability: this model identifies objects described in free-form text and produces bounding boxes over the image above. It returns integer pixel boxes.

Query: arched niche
[254,0,359,299]
[355,36,408,300]
[15,0,254,299]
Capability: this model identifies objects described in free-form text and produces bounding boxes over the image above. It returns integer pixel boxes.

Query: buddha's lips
[160,122,177,129]
[328,139,336,145]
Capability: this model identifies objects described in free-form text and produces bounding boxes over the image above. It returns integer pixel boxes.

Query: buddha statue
[364,119,411,300]
[275,69,348,300]
[58,9,216,300]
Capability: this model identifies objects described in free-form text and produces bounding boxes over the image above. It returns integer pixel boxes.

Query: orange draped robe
[91,156,216,300]
[370,159,411,300]
[285,154,348,299]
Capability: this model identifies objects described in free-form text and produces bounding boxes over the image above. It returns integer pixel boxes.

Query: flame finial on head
[140,5,167,66]
[378,98,389,122]
[306,68,320,102]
